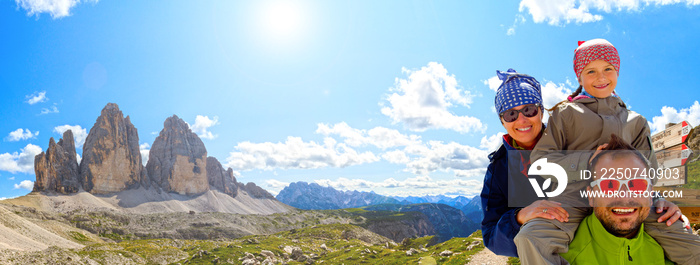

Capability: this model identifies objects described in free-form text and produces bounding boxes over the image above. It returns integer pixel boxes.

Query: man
[560,134,686,264]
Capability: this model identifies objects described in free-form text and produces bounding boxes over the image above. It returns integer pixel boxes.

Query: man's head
[587,134,653,239]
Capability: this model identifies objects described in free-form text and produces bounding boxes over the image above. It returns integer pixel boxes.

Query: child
[517,39,700,265]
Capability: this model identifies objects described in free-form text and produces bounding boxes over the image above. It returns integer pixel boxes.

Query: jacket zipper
[627,245,633,261]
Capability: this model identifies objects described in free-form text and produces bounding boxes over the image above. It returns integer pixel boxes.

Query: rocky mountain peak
[32,103,280,213]
[206,156,239,198]
[241,182,276,199]
[163,115,187,129]
[34,130,80,193]
[102,102,119,112]
[57,130,76,157]
[146,115,209,195]
[80,103,144,194]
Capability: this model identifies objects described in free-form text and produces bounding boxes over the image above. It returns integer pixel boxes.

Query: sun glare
[260,0,306,43]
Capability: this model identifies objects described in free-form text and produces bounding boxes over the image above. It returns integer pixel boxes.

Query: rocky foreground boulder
[80,103,145,194]
[34,130,81,194]
[146,115,209,195]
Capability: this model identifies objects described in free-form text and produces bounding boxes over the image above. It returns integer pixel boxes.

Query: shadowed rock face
[241,182,276,199]
[80,103,144,194]
[146,115,208,195]
[34,130,81,194]
[206,156,238,198]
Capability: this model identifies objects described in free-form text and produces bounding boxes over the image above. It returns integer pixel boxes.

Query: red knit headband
[573,39,620,80]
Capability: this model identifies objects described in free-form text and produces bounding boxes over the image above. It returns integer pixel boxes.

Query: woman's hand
[516,200,569,225]
[655,199,683,226]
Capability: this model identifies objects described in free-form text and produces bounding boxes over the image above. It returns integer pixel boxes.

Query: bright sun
[260,0,306,43]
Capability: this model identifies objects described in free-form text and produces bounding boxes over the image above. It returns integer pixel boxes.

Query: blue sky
[2,0,700,199]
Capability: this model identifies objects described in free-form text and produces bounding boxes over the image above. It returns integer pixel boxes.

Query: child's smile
[579,60,618,98]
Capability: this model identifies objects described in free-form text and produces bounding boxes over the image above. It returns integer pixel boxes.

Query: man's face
[588,154,652,239]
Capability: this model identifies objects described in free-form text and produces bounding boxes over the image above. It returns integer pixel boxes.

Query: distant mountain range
[276,181,483,241]
[391,194,483,224]
[276,181,483,223]
[362,203,479,242]
[392,194,471,206]
[276,182,401,210]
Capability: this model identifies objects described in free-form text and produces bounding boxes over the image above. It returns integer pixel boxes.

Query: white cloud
[314,175,484,197]
[15,0,98,19]
[454,168,488,178]
[188,115,219,140]
[541,80,573,121]
[53,125,88,148]
[40,104,59,115]
[519,0,603,26]
[6,128,39,142]
[8,176,15,180]
[265,179,290,195]
[518,0,700,26]
[13,180,34,191]
[483,75,502,92]
[0,144,43,174]
[225,137,380,171]
[315,177,385,190]
[316,122,421,149]
[381,62,485,133]
[76,153,82,164]
[480,133,505,153]
[25,91,48,105]
[402,141,490,175]
[649,101,700,134]
[374,138,492,176]
[140,143,150,166]
[381,150,411,164]
[0,196,18,201]
[507,14,527,35]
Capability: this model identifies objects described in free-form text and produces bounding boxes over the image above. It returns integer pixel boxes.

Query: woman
[480,69,568,257]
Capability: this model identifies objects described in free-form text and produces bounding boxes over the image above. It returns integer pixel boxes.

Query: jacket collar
[489,126,545,162]
[501,125,546,151]
[571,96,627,116]
[586,213,646,254]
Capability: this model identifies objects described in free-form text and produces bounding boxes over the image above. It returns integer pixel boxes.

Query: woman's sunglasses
[499,103,540,123]
[590,178,650,193]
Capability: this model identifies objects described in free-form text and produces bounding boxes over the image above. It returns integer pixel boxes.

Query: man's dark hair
[588,134,651,171]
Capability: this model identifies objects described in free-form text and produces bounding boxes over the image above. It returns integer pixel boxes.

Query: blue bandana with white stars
[494,69,543,114]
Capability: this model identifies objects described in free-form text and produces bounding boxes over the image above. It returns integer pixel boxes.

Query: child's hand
[588,143,609,164]
[516,200,569,225]
[654,199,683,226]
